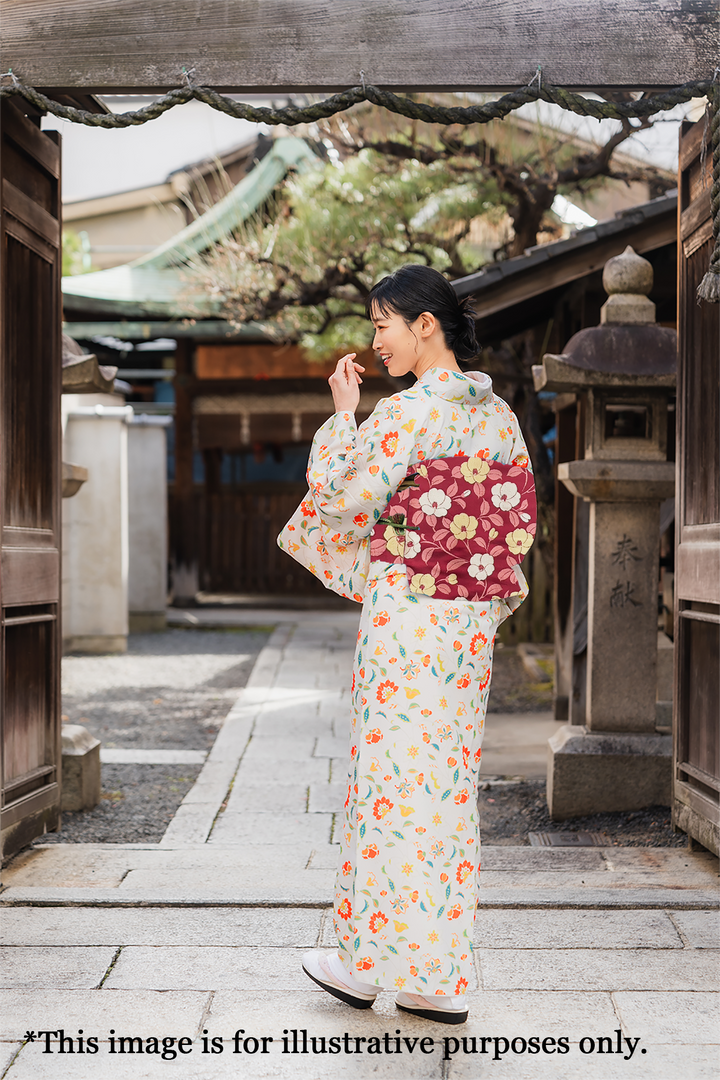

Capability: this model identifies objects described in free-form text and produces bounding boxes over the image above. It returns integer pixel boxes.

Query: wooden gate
[0,101,63,860]
[673,115,720,855]
[203,485,328,595]
[169,483,330,597]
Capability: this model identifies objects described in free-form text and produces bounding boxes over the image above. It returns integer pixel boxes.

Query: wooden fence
[169,483,328,597]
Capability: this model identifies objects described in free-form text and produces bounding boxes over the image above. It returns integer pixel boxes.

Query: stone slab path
[1,610,718,1079]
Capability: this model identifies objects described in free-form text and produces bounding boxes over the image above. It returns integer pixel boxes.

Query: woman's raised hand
[328,352,365,413]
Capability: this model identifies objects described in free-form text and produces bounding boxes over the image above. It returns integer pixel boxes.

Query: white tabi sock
[327,952,382,995]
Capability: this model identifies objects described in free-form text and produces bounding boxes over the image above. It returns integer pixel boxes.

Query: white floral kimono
[278,369,532,996]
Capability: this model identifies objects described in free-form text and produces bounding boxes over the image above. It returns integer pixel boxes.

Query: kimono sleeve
[308,401,419,533]
[277,396,420,602]
[492,393,533,471]
[508,411,532,470]
[493,399,535,618]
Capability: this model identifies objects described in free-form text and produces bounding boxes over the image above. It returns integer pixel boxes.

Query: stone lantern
[533,247,676,818]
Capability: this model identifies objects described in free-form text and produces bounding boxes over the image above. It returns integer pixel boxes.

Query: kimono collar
[417,367,493,405]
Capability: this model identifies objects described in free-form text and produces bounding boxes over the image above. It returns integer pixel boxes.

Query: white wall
[62,395,131,653]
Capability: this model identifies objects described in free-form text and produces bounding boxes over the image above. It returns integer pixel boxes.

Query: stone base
[63,634,127,655]
[547,724,672,820]
[656,700,672,731]
[61,725,101,812]
[129,611,167,633]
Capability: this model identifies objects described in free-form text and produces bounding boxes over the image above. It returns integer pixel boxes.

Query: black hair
[364,264,479,362]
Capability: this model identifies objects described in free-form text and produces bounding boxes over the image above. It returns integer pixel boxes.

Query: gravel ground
[478,780,684,848]
[50,764,204,844]
[482,648,682,847]
[486,644,554,714]
[61,627,272,751]
[39,627,270,846]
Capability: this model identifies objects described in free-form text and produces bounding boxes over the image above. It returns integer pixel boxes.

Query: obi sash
[369,454,536,601]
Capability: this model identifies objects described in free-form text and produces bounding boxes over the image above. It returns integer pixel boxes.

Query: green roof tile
[62,137,319,320]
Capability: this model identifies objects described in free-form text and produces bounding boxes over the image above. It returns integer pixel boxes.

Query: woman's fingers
[346,355,365,384]
[330,353,364,385]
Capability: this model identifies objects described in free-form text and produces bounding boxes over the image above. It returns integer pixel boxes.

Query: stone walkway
[1,611,718,1079]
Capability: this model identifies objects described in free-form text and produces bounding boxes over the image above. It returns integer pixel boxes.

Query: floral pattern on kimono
[277,369,533,994]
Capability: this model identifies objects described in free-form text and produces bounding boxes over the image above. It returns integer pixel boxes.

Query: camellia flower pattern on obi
[278,369,533,995]
[370,455,536,601]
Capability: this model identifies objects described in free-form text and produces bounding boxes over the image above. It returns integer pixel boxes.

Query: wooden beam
[196,344,335,380]
[195,344,376,380]
[40,91,109,115]
[173,339,195,498]
[4,1,716,94]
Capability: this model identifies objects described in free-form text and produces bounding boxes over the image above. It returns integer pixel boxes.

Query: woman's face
[370,306,424,378]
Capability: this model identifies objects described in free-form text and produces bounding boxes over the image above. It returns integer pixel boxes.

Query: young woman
[278,264,535,1024]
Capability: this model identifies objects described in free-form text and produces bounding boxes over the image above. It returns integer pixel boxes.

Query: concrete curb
[159,623,295,848]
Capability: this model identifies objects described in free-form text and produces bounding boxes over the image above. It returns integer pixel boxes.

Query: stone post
[62,396,132,654]
[61,724,101,811]
[128,416,170,632]
[587,501,660,731]
[533,247,676,819]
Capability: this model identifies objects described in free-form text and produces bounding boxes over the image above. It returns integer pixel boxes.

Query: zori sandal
[395,990,468,1025]
[301,950,381,1009]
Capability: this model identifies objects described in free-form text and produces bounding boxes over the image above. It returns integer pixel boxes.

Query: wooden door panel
[1,550,59,605]
[0,102,60,182]
[673,116,720,855]
[3,235,56,530]
[2,526,56,548]
[0,101,62,859]
[2,180,61,245]
[3,621,54,781]
[675,536,720,604]
[683,620,719,780]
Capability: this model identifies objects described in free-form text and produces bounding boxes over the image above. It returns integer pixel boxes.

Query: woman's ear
[418,311,437,339]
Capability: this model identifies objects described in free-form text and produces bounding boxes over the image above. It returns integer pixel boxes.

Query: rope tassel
[696,80,720,304]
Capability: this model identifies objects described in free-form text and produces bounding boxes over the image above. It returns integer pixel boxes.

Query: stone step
[100,748,207,764]
[4,843,716,891]
[2,885,717,910]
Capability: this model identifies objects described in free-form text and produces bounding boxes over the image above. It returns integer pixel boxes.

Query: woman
[278,264,535,1024]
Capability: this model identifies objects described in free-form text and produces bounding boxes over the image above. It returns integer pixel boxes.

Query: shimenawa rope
[1,70,717,301]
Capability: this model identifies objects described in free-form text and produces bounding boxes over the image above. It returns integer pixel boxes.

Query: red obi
[369,454,536,601]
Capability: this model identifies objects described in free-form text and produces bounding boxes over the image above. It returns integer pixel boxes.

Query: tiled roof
[452,192,677,305]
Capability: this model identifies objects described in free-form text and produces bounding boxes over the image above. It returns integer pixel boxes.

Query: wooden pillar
[568,394,589,727]
[174,340,194,497]
[170,339,199,604]
[553,396,577,719]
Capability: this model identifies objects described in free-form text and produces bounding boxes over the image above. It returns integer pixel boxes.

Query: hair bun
[452,296,479,362]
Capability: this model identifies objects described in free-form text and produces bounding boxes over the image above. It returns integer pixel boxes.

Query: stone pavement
[1,610,718,1079]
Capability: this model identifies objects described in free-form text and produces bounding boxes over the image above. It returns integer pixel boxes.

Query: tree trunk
[506,184,556,258]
